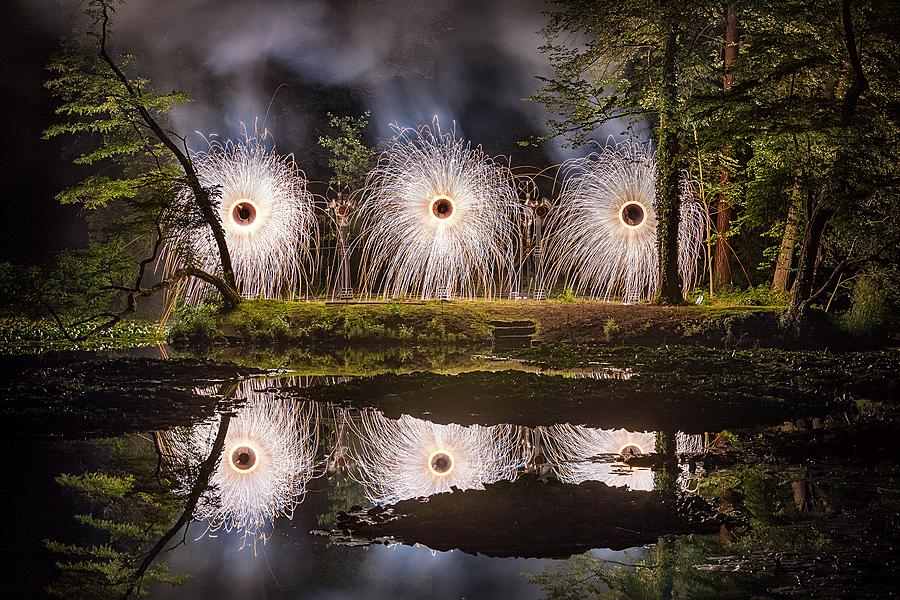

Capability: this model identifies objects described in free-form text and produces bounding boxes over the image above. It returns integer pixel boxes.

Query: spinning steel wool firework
[538,425,657,491]
[545,140,706,303]
[163,380,320,549]
[165,131,318,303]
[356,119,520,299]
[349,411,530,505]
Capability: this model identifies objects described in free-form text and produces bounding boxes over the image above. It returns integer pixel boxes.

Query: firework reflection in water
[356,118,520,299]
[537,425,658,491]
[163,379,319,550]
[164,128,318,303]
[349,411,531,505]
[545,139,705,303]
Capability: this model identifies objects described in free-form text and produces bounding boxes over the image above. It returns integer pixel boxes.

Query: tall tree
[43,0,241,338]
[713,4,739,288]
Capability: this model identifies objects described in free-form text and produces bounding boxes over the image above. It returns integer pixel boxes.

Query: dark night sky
[1,1,87,262]
[0,0,612,264]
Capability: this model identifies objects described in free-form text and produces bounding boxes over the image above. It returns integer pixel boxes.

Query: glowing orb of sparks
[356,118,520,300]
[163,129,318,304]
[163,380,319,550]
[349,412,529,505]
[545,139,706,303]
[428,450,455,476]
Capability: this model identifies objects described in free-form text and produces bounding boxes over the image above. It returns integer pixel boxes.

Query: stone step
[492,335,534,349]
[493,325,537,336]
[488,320,535,327]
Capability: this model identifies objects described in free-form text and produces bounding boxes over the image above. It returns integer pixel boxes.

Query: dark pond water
[2,346,899,599]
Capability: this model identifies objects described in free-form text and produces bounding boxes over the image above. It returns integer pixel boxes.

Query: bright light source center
[430,195,454,220]
[617,443,645,459]
[619,201,646,229]
[428,450,454,476]
[228,442,260,474]
[230,199,258,228]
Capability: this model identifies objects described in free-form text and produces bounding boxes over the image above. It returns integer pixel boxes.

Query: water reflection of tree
[529,536,762,600]
[45,415,231,599]
[529,462,851,599]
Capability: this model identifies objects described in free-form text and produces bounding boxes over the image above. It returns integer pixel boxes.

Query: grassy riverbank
[2,297,879,355]
[169,298,869,350]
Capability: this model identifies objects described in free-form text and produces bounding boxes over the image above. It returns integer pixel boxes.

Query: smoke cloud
[40,0,581,164]
[39,0,650,177]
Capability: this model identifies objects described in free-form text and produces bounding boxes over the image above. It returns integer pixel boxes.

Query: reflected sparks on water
[537,425,658,490]
[156,373,711,551]
[347,411,532,505]
[161,380,320,550]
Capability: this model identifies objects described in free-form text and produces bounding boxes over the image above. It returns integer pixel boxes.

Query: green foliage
[688,284,788,308]
[317,111,376,189]
[0,318,159,355]
[530,2,722,147]
[602,317,620,341]
[529,536,759,600]
[0,241,137,320]
[46,448,189,599]
[169,303,221,342]
[56,472,135,500]
[0,241,164,354]
[533,1,900,315]
[44,39,186,211]
[188,299,495,346]
[560,288,576,303]
[840,269,899,338]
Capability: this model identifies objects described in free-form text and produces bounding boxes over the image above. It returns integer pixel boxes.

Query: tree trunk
[771,188,800,292]
[714,174,734,287]
[97,1,241,311]
[713,3,738,288]
[783,0,868,330]
[785,192,830,326]
[654,23,683,305]
[124,412,232,598]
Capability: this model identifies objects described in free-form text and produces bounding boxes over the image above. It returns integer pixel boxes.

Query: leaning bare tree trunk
[123,413,231,599]
[790,191,830,309]
[97,1,240,310]
[714,3,738,288]
[771,188,800,293]
[654,22,683,305]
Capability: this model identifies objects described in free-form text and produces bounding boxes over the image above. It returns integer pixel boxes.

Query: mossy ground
[167,297,859,350]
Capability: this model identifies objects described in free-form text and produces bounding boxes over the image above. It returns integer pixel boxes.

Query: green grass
[687,284,789,308]
[171,299,495,346]
[167,297,801,349]
[0,317,162,355]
